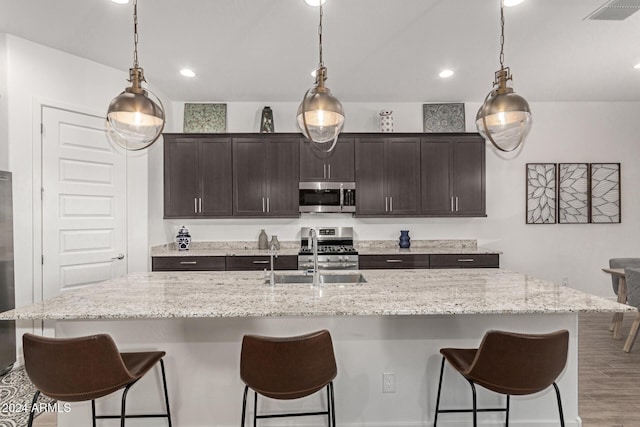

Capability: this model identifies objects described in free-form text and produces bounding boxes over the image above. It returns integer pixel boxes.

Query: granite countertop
[0,269,630,321]
[151,239,500,257]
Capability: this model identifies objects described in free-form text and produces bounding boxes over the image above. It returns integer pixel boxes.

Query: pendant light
[106,0,165,151]
[476,0,531,153]
[297,2,345,152]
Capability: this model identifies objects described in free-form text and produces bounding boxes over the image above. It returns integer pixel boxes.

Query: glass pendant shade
[297,85,345,144]
[476,88,531,152]
[107,85,165,150]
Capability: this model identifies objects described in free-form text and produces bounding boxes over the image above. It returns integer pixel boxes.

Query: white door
[42,106,127,299]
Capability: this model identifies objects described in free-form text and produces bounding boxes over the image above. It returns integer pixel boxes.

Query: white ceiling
[2,0,640,103]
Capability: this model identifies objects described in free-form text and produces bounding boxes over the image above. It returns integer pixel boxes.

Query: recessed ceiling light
[111,0,129,4]
[634,63,640,70]
[439,69,454,78]
[180,69,196,78]
[311,69,317,77]
[504,0,525,6]
[305,0,326,6]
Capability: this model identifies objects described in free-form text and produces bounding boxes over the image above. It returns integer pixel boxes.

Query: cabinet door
[300,137,355,182]
[386,137,421,215]
[265,137,299,216]
[151,256,226,271]
[429,254,498,268]
[200,138,232,216]
[233,138,267,215]
[164,136,200,218]
[355,137,387,215]
[452,138,486,216]
[421,138,453,215]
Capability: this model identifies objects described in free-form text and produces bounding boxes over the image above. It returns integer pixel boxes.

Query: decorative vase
[176,226,191,251]
[379,110,394,133]
[258,229,269,250]
[260,106,274,133]
[399,230,410,249]
[269,235,280,250]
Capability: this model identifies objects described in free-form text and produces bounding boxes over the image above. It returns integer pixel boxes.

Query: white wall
[0,34,8,170]
[151,100,640,298]
[3,36,166,345]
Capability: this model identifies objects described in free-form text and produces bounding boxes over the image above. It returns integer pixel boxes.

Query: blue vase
[399,230,410,248]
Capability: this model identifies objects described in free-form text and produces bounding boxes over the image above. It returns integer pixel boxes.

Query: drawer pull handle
[457,259,475,262]
[252,260,269,264]
[386,259,403,263]
[180,261,197,265]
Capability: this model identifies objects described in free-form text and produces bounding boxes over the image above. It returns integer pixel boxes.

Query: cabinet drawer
[359,254,429,269]
[225,255,297,271]
[429,254,499,268]
[152,256,226,271]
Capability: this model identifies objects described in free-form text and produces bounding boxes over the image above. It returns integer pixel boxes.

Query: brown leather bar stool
[22,333,172,427]
[240,329,337,427]
[434,329,569,427]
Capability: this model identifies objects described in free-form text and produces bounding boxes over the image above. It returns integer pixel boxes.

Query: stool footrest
[257,410,329,419]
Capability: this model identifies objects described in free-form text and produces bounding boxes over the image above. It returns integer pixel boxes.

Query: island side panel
[54,313,579,427]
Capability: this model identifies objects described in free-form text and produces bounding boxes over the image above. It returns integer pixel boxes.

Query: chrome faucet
[265,243,278,286]
[308,228,319,277]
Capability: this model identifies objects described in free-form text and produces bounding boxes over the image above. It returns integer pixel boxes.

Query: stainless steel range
[298,227,358,270]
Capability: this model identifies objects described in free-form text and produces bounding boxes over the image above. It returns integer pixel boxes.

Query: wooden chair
[609,258,640,336]
[22,333,172,427]
[434,329,569,426]
[622,267,640,352]
[240,329,337,427]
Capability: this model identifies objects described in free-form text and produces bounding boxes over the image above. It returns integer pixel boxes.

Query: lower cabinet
[359,254,429,269]
[152,256,226,271]
[225,255,298,271]
[429,254,499,268]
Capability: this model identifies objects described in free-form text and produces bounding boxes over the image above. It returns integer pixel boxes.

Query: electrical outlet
[382,373,396,393]
[562,277,569,287]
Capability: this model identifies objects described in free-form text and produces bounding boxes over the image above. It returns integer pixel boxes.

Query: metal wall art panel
[590,163,621,223]
[558,163,589,224]
[422,103,465,133]
[183,103,227,133]
[526,163,557,224]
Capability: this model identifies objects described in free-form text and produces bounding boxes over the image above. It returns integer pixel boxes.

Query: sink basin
[271,273,367,285]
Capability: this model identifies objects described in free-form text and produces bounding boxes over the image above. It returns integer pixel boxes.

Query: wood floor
[30,312,640,427]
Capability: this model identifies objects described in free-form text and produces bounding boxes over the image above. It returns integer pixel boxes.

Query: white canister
[379,110,394,133]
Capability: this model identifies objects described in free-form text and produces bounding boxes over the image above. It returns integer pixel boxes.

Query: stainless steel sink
[272,273,367,284]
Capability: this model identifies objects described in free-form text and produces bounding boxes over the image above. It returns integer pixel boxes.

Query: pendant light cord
[318,4,324,69]
[133,0,139,69]
[499,0,505,70]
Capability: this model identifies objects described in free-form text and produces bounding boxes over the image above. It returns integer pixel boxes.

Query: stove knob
[308,257,313,262]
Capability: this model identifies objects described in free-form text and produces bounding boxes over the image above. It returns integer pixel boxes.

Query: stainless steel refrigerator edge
[0,171,15,375]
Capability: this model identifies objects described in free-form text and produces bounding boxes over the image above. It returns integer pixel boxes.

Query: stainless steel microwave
[299,182,356,213]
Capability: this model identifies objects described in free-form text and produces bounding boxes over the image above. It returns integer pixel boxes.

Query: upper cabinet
[421,134,486,216]
[164,135,232,218]
[233,136,299,217]
[299,137,355,182]
[355,136,421,216]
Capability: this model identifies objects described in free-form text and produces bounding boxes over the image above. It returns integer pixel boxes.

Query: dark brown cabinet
[429,254,499,268]
[225,255,298,271]
[233,136,299,217]
[152,256,226,271]
[421,135,486,216]
[164,135,232,218]
[355,137,421,216]
[299,137,355,182]
[359,254,429,269]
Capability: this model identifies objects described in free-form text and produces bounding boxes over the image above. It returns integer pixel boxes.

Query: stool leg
[469,381,478,427]
[553,382,565,427]
[329,382,336,427]
[433,357,446,427]
[253,391,258,427]
[159,359,173,427]
[505,395,510,426]
[120,384,133,427]
[27,390,40,427]
[91,400,97,427]
[241,386,249,427]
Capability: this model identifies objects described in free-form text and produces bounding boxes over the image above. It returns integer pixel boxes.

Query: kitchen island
[0,269,630,427]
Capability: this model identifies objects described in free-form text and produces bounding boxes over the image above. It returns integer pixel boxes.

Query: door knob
[111,254,125,260]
